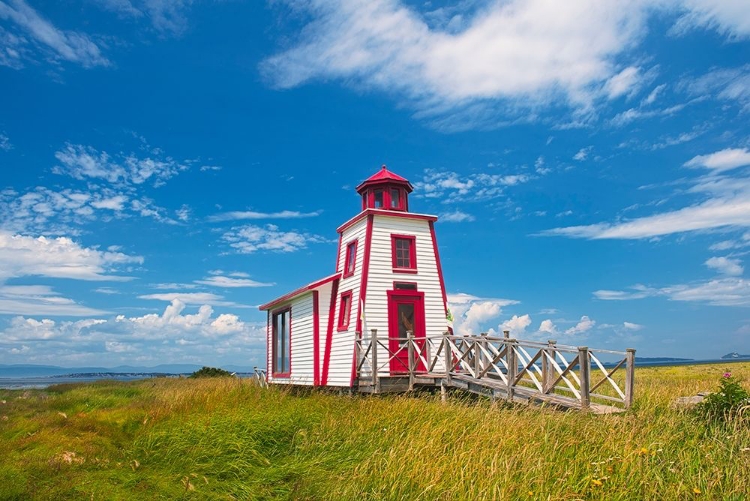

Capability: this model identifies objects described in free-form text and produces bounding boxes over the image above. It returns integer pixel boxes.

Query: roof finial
[381,164,387,170]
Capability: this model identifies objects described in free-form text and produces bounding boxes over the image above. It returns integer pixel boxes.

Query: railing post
[578,346,590,410]
[506,339,517,402]
[443,331,451,384]
[474,333,485,378]
[503,330,510,339]
[371,329,379,391]
[543,340,556,394]
[625,348,636,408]
[407,330,414,390]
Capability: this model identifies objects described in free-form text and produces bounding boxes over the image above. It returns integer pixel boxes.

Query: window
[373,189,384,208]
[390,188,401,209]
[392,235,417,272]
[337,291,353,331]
[272,308,291,376]
[394,282,417,290]
[344,240,358,277]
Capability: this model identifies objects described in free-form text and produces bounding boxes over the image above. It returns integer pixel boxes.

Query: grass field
[1,362,748,500]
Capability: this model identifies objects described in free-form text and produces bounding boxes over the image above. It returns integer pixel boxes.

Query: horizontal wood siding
[327,218,368,386]
[366,215,449,373]
[268,292,315,386]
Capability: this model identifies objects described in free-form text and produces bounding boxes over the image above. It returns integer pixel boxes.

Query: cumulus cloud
[0,0,109,68]
[447,292,519,336]
[623,321,643,331]
[499,314,531,337]
[565,315,595,335]
[0,300,266,366]
[221,224,328,254]
[440,210,475,223]
[538,319,558,335]
[0,231,142,281]
[705,256,744,276]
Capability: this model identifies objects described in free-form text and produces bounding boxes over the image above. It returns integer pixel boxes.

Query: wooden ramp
[355,332,635,414]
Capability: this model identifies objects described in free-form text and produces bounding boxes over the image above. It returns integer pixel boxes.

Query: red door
[387,290,426,374]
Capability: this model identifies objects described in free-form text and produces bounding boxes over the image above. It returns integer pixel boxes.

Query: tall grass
[1,363,748,500]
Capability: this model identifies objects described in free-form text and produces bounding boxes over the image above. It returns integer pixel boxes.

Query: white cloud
[499,314,531,337]
[0,231,142,281]
[573,146,592,161]
[0,285,109,316]
[604,66,641,99]
[53,143,189,188]
[670,1,750,40]
[595,277,750,306]
[0,132,11,150]
[94,0,194,36]
[705,256,744,276]
[440,210,475,223]
[682,64,750,110]
[138,292,249,307]
[623,321,643,331]
[221,224,328,254]
[415,169,531,202]
[642,83,666,105]
[565,315,595,335]
[538,319,558,335]
[0,0,109,68]
[447,292,519,336]
[208,210,322,222]
[175,204,190,222]
[195,275,274,288]
[683,148,750,173]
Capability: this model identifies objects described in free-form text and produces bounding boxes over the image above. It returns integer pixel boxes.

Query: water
[0,374,180,390]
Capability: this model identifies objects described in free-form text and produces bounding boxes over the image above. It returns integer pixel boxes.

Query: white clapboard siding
[268,292,315,386]
[316,281,333,385]
[326,217,368,386]
[365,215,449,373]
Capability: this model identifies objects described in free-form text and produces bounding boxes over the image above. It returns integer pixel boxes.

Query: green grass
[1,364,749,500]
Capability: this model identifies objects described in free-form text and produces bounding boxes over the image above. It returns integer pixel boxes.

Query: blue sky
[1,0,749,368]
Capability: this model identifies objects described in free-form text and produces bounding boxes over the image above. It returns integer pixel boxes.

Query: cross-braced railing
[355,330,635,410]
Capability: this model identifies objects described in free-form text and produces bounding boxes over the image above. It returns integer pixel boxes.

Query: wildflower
[591,479,603,487]
[638,447,649,455]
[527,491,533,496]
[723,372,732,378]
[693,487,701,494]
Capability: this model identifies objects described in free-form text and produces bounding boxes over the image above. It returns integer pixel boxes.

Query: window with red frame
[337,291,353,331]
[344,240,357,277]
[390,188,402,209]
[392,235,417,271]
[272,308,291,376]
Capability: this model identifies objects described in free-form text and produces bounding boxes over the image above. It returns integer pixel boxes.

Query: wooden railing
[355,330,636,410]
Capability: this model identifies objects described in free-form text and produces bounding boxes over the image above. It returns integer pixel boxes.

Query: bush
[189,366,233,378]
[695,372,750,422]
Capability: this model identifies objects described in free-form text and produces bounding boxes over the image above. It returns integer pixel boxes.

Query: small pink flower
[723,372,732,378]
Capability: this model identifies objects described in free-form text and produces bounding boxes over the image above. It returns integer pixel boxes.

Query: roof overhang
[258,273,341,311]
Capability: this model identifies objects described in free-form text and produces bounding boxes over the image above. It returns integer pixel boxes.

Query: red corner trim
[312,290,320,386]
[429,221,449,318]
[322,278,339,386]
[351,214,374,386]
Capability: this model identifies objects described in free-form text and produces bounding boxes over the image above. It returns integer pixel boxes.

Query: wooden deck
[355,331,635,414]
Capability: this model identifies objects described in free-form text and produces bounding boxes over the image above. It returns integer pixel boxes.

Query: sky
[1,0,750,368]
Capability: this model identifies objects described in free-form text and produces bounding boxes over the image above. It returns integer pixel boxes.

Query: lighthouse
[259,166,450,387]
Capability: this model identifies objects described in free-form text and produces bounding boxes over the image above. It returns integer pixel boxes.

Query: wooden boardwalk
[355,332,635,414]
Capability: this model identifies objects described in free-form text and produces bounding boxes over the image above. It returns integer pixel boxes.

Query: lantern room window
[373,189,384,208]
[392,234,417,272]
[390,188,402,209]
[344,240,357,277]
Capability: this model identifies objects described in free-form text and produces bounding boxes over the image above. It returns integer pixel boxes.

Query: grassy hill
[0,363,748,500]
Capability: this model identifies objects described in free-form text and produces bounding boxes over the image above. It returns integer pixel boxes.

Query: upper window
[390,188,402,209]
[394,282,417,290]
[272,308,291,376]
[373,190,384,208]
[344,240,358,277]
[337,291,353,331]
[392,234,417,272]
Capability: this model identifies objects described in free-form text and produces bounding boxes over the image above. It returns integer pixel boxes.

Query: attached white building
[259,166,450,387]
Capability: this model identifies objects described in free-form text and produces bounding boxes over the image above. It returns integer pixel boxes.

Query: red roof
[356,165,413,193]
[258,273,340,311]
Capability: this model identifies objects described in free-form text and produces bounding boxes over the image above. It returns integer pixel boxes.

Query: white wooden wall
[326,217,368,386]
[268,292,314,386]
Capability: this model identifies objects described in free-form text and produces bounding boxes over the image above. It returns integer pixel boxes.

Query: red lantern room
[356,165,413,211]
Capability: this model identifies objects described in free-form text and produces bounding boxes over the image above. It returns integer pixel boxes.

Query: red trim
[337,209,437,234]
[337,290,353,331]
[343,239,358,278]
[271,306,292,378]
[391,234,417,272]
[429,221,449,322]
[312,290,320,386]
[322,278,339,386]
[355,165,413,193]
[351,214,374,387]
[258,273,340,311]
[266,309,270,382]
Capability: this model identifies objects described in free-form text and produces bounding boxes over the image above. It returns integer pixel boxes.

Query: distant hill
[721,352,750,360]
[0,364,256,378]
[635,357,692,363]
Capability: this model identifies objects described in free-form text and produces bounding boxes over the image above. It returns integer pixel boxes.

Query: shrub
[189,366,233,378]
[695,372,750,422]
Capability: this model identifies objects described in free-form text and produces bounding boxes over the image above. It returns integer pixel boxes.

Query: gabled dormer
[356,165,413,212]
